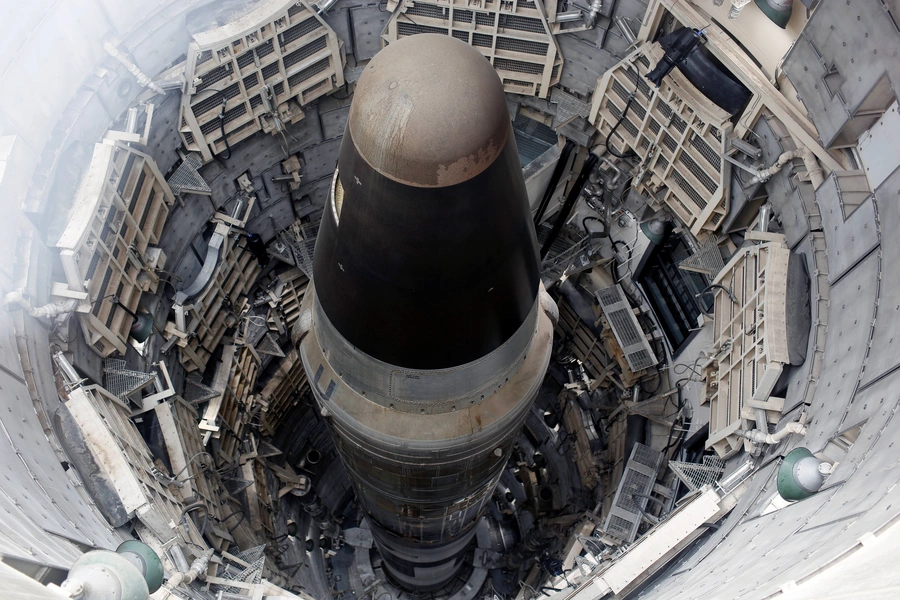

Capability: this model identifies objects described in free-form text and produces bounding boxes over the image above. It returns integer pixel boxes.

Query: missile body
[298,34,554,590]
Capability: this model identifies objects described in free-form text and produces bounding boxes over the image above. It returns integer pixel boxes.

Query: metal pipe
[600,157,622,190]
[614,16,637,44]
[731,137,762,159]
[758,204,772,233]
[556,10,584,23]
[4,289,75,318]
[314,0,339,14]
[169,545,190,574]
[53,351,82,386]
[737,420,808,445]
[166,548,213,588]
[799,146,825,188]
[588,0,603,26]
[103,41,165,95]
[729,0,753,19]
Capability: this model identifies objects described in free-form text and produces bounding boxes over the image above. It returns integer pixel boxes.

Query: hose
[582,215,606,234]
[181,503,209,536]
[631,492,666,525]
[215,91,233,160]
[219,509,246,533]
[696,284,738,316]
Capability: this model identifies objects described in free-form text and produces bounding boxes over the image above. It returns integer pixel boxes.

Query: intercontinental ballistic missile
[297,33,555,590]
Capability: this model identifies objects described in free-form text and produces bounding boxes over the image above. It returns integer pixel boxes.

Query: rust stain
[435,137,500,187]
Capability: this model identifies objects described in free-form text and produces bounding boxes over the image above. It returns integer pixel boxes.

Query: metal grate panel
[604,444,663,542]
[595,285,658,372]
[679,234,725,277]
[184,377,220,404]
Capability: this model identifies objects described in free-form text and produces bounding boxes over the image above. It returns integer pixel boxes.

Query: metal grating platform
[166,152,211,196]
[103,359,156,400]
[679,234,725,277]
[184,376,221,404]
[669,456,726,492]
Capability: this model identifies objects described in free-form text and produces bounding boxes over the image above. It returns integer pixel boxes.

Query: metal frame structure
[55,140,173,357]
[180,0,346,162]
[383,0,563,98]
[164,229,263,373]
[705,238,791,458]
[589,44,732,235]
[202,344,262,465]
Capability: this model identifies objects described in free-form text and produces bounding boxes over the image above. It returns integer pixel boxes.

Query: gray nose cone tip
[349,34,511,188]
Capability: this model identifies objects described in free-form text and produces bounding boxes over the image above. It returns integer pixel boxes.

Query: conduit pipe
[737,419,808,446]
[166,548,213,588]
[750,149,803,185]
[4,289,75,318]
[588,0,603,26]
[799,146,825,188]
[103,41,166,96]
[748,146,825,187]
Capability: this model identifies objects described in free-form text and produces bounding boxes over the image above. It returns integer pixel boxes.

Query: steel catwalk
[297,34,555,590]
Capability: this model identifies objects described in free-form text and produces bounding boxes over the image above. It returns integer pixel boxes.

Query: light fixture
[777,447,828,501]
[640,218,668,245]
[755,0,793,29]
[111,297,154,343]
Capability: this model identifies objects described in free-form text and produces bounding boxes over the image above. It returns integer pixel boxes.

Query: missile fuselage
[298,34,554,590]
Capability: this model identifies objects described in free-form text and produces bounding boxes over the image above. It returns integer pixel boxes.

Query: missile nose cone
[314,34,540,370]
[349,34,510,188]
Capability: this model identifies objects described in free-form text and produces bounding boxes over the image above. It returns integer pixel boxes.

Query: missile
[297,33,554,590]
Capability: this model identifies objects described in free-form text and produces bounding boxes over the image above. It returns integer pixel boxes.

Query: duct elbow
[738,419,809,446]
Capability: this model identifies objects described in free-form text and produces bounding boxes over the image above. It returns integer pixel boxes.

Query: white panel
[858,101,900,190]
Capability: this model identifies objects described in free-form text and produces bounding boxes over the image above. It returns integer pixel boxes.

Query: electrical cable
[540,154,599,260]
[180,503,209,536]
[696,283,738,316]
[171,451,214,479]
[605,91,637,159]
[582,215,605,233]
[639,371,662,395]
[631,492,666,524]
[213,90,233,160]
[217,509,247,533]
